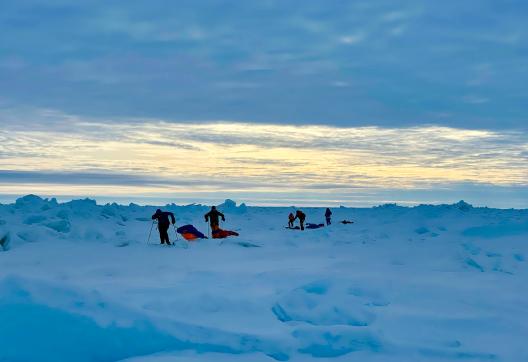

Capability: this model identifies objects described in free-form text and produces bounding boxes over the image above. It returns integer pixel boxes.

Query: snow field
[1,195,527,361]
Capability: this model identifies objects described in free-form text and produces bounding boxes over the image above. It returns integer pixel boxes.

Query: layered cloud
[1,0,527,128]
[1,109,526,206]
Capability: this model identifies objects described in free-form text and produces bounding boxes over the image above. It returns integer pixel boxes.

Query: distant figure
[151,209,175,245]
[341,220,354,224]
[294,210,306,231]
[204,206,225,231]
[288,212,295,228]
[325,208,332,225]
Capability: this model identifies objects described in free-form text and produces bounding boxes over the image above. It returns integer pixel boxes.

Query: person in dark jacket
[204,206,225,231]
[325,208,332,225]
[288,212,295,228]
[294,210,306,230]
[152,209,175,245]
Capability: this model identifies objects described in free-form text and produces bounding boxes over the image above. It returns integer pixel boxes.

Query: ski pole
[147,220,155,244]
[172,224,179,241]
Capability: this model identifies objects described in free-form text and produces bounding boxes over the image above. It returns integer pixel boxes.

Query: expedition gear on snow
[212,228,239,239]
[341,220,354,224]
[306,223,325,229]
[294,210,306,230]
[325,208,332,225]
[177,224,207,241]
[204,206,225,231]
[152,209,175,245]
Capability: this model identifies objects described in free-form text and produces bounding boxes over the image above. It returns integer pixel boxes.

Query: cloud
[0,170,160,186]
[1,107,527,206]
[380,10,416,22]
[331,81,350,87]
[339,33,365,45]
[463,95,489,104]
[1,110,526,198]
[0,0,527,129]
[0,170,270,190]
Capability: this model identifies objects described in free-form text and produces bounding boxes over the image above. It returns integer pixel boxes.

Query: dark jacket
[325,208,332,218]
[205,209,225,225]
[294,210,306,222]
[152,210,175,226]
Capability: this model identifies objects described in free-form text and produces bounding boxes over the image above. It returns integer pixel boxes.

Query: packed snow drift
[1,195,527,361]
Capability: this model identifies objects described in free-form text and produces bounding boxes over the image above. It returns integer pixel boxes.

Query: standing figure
[151,209,176,245]
[294,210,306,231]
[325,208,332,225]
[288,212,295,228]
[204,206,225,231]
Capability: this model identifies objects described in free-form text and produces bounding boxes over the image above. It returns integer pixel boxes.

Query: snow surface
[1,195,527,361]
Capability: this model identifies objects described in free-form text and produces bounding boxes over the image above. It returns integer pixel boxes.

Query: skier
[204,206,225,231]
[151,208,176,245]
[294,210,306,230]
[288,212,295,228]
[325,208,332,225]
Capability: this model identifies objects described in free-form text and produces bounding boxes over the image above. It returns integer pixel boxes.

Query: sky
[0,0,527,207]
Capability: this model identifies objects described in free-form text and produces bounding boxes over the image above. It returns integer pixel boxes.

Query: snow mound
[0,276,289,362]
[218,199,248,214]
[293,327,382,357]
[272,280,376,326]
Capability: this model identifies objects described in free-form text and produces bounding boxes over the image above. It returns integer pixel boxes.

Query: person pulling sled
[294,210,306,230]
[204,206,225,231]
[152,208,176,245]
